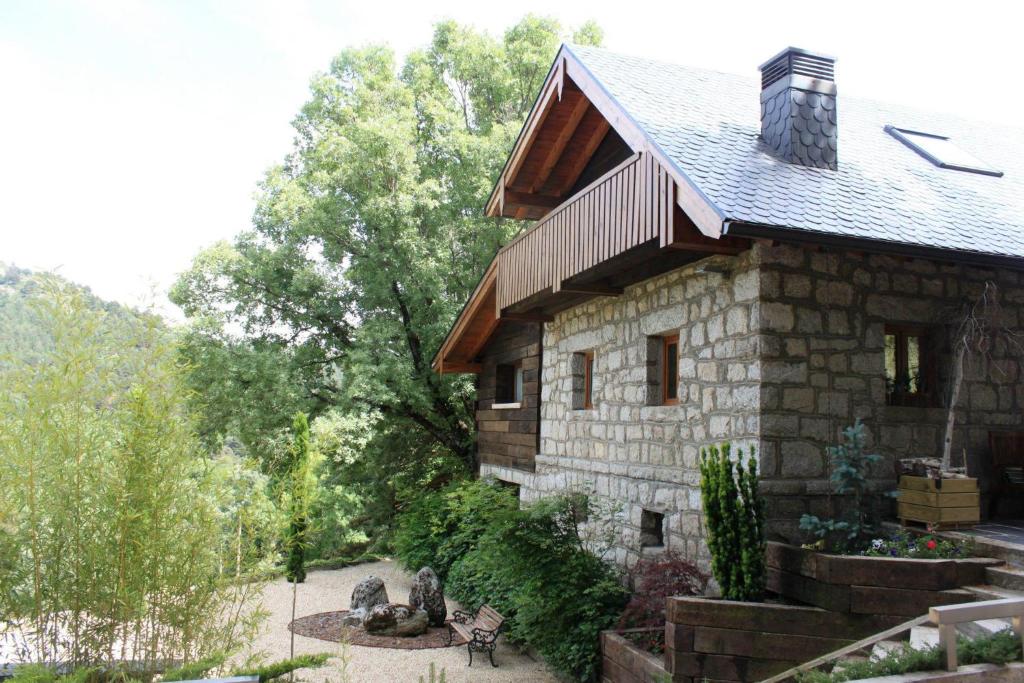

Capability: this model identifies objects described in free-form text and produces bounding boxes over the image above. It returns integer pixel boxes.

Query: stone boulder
[362,603,428,637]
[408,566,447,627]
[340,608,366,627]
[350,575,389,612]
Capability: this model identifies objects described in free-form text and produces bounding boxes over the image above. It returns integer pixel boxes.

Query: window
[495,479,521,499]
[572,351,595,410]
[884,325,937,406]
[640,510,664,548]
[584,351,594,409]
[495,363,523,405]
[886,126,1003,177]
[662,335,679,405]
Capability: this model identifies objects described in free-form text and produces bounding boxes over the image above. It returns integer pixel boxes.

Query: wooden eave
[484,44,725,240]
[432,261,498,374]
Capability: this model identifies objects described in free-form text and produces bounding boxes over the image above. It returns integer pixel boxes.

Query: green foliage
[396,481,628,681]
[800,420,889,552]
[0,279,265,671]
[233,653,331,682]
[170,17,604,554]
[418,663,447,683]
[284,412,313,583]
[862,532,972,559]
[699,443,766,602]
[796,628,1023,682]
[160,653,227,682]
[393,478,520,581]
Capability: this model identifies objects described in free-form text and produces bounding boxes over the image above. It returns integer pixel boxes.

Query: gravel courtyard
[251,560,556,683]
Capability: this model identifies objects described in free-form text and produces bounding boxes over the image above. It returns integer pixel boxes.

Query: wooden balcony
[495,151,745,315]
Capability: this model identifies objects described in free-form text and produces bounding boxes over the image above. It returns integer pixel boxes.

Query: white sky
[1,0,1020,318]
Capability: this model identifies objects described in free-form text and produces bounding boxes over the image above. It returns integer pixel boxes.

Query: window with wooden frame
[884,324,938,407]
[662,335,679,405]
[583,351,595,409]
[495,362,523,405]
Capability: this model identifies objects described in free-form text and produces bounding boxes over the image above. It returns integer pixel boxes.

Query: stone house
[432,44,1024,566]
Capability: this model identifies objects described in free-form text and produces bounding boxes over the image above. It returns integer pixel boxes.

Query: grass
[796,628,1023,682]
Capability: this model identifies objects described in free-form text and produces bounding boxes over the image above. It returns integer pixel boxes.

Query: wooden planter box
[600,629,671,683]
[898,475,980,529]
[766,542,999,617]
[662,596,899,683]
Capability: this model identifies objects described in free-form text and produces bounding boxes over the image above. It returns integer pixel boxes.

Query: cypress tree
[285,412,311,584]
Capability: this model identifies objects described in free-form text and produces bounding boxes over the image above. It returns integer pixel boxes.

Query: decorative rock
[408,567,447,626]
[350,575,389,612]
[362,603,428,637]
[339,608,365,627]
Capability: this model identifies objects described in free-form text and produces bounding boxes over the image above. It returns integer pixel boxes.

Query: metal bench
[445,604,506,667]
[930,597,1024,671]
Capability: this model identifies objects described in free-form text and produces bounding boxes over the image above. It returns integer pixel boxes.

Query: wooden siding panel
[496,152,666,311]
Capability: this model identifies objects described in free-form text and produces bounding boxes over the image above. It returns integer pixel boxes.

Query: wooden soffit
[431,260,498,374]
[484,44,726,239]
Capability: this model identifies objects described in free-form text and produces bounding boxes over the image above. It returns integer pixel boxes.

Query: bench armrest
[452,609,475,624]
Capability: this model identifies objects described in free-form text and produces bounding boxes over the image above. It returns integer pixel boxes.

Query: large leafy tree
[172,17,602,479]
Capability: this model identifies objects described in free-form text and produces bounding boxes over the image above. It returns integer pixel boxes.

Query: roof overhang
[431,260,498,374]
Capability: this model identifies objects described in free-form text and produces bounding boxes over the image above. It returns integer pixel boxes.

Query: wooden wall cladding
[476,321,541,472]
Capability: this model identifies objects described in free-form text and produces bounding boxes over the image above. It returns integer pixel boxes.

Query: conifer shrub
[284,412,312,583]
[699,442,766,602]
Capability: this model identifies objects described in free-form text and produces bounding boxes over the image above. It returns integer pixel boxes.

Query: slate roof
[567,44,1024,262]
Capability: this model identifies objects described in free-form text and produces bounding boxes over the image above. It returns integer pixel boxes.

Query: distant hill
[0,262,165,364]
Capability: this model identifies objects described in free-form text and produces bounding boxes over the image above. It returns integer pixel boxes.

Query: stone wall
[756,243,1024,536]
[484,251,763,567]
[481,242,1024,562]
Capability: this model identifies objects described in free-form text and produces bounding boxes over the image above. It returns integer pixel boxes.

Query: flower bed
[600,629,671,683]
[766,542,1001,617]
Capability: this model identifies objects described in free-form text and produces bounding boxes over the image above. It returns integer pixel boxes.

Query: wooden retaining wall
[663,597,899,683]
[600,629,671,683]
[766,542,1001,617]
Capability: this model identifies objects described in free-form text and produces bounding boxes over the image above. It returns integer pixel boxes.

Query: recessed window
[584,351,594,409]
[495,363,523,404]
[640,510,664,548]
[662,335,679,405]
[886,126,1003,177]
[571,351,595,410]
[884,324,937,407]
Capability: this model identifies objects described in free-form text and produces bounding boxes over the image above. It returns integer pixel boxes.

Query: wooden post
[939,622,957,671]
[1015,615,1023,665]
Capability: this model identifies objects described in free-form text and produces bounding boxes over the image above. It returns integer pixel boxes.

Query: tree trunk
[942,343,966,471]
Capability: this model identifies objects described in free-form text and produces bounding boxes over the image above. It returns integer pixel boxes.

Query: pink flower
[926,540,937,550]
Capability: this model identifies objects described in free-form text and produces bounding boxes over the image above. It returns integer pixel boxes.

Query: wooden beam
[500,311,554,323]
[553,117,610,196]
[503,63,563,192]
[503,190,561,210]
[558,283,623,296]
[530,92,591,193]
[464,315,501,360]
[439,362,482,374]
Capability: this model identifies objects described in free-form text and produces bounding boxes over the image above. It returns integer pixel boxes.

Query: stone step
[986,564,1024,591]
[945,532,1024,569]
[964,583,1024,601]
[871,639,906,660]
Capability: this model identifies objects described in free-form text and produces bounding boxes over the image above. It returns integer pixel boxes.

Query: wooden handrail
[759,614,929,683]
[930,597,1024,671]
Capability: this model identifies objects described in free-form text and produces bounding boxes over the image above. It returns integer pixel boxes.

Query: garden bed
[766,542,1001,617]
[662,596,899,683]
[600,629,670,683]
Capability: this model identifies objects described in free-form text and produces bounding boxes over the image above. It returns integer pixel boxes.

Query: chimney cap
[757,46,837,72]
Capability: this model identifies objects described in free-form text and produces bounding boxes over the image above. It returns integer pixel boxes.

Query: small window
[496,479,521,499]
[584,351,594,409]
[496,363,523,404]
[884,325,937,406]
[886,126,1003,177]
[640,510,664,548]
[572,351,595,410]
[662,335,679,405]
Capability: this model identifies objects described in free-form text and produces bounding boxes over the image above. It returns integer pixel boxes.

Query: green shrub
[233,653,330,682]
[796,628,1022,682]
[396,482,628,682]
[800,420,891,552]
[392,479,519,581]
[284,412,312,583]
[699,443,766,602]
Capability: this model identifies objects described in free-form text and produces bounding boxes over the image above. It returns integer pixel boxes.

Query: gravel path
[250,560,556,683]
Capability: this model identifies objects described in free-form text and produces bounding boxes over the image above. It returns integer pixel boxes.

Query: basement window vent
[886,126,1003,177]
[640,510,664,548]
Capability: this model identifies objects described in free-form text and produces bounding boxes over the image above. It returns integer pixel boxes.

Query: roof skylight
[886,126,1003,177]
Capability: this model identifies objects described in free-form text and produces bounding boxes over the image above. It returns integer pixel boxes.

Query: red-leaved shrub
[616,552,709,654]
